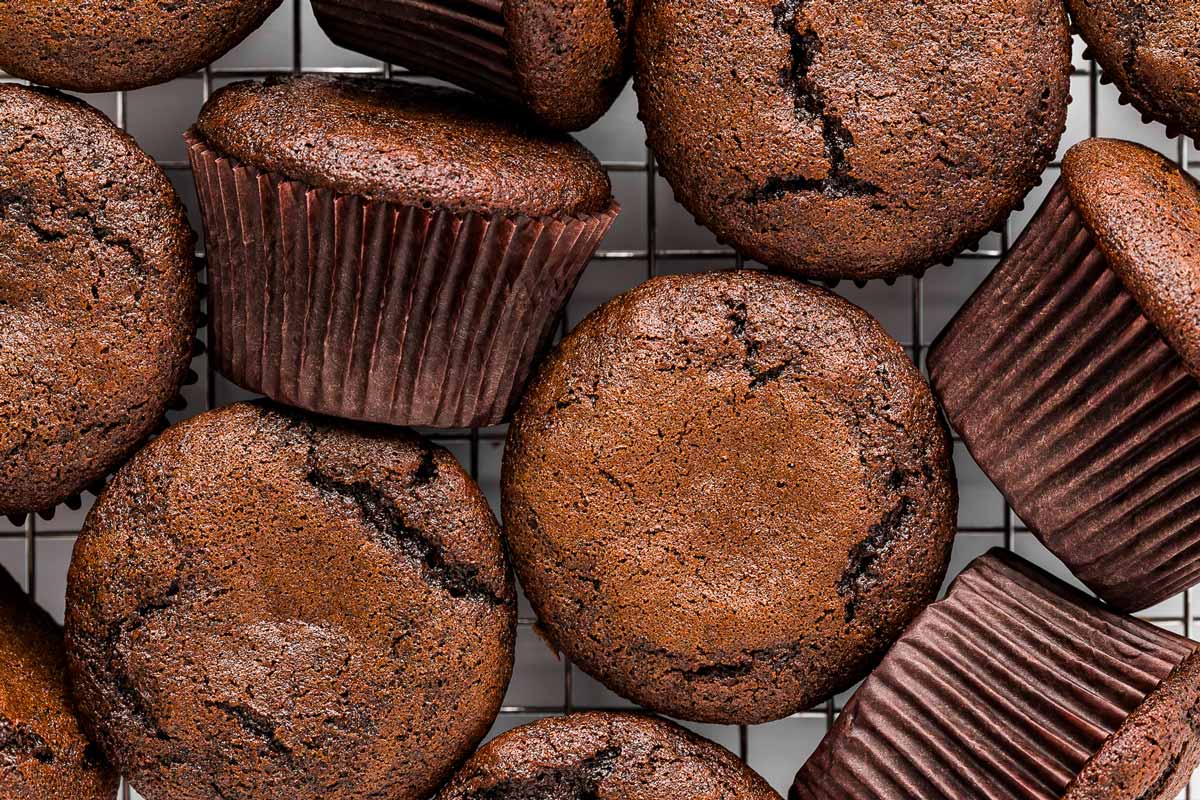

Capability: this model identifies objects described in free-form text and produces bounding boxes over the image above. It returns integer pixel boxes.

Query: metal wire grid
[0,2,1197,797]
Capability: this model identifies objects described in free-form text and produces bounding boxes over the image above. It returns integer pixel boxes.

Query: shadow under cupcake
[186,75,618,430]
[929,138,1200,612]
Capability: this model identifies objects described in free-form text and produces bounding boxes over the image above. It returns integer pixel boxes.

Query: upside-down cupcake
[791,549,1200,800]
[187,75,617,429]
[310,0,637,131]
[929,138,1200,612]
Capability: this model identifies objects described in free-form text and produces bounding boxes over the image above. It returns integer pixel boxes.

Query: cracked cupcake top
[503,270,957,724]
[1067,0,1200,143]
[196,75,613,218]
[64,401,516,800]
[436,712,781,800]
[0,566,116,799]
[633,0,1072,281]
[0,85,196,517]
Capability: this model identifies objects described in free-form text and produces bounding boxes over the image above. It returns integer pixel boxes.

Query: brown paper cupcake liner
[311,0,522,106]
[791,550,1200,800]
[186,131,617,429]
[928,180,1200,612]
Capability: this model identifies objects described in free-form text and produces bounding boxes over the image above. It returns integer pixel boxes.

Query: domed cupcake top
[195,75,613,217]
[1062,138,1200,378]
[503,0,639,130]
[0,0,282,92]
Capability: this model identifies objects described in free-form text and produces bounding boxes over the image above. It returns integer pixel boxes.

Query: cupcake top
[0,0,281,92]
[504,270,956,724]
[195,75,613,217]
[0,85,196,517]
[503,0,639,130]
[436,712,781,799]
[0,567,117,799]
[65,402,516,800]
[633,0,1072,281]
[1062,138,1200,378]
[1067,0,1200,142]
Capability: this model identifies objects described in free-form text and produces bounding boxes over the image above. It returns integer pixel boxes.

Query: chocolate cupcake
[503,270,957,724]
[437,712,782,799]
[311,0,637,131]
[1068,0,1200,144]
[929,138,1200,612]
[0,567,117,799]
[0,0,282,92]
[188,75,617,429]
[64,401,516,800]
[791,549,1200,800]
[633,0,1072,282]
[0,85,197,518]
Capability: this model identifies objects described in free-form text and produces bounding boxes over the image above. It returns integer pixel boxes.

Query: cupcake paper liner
[186,132,617,429]
[928,180,1200,612]
[311,0,522,106]
[791,549,1199,800]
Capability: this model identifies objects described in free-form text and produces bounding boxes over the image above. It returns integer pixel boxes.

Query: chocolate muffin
[1069,0,1200,143]
[437,712,782,800]
[311,0,637,131]
[791,549,1200,800]
[503,270,957,724]
[188,75,617,428]
[929,138,1200,612]
[634,0,1072,282]
[64,401,516,800]
[0,85,196,518]
[0,566,117,799]
[0,0,282,92]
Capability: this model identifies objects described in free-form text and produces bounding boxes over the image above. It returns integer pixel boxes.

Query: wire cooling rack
[1,1,1198,797]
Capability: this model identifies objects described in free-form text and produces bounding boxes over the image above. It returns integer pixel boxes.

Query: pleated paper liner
[928,180,1200,612]
[790,549,1200,800]
[186,131,618,430]
[311,0,522,108]
[4,259,206,528]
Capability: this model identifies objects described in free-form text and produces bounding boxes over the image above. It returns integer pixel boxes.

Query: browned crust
[436,712,781,799]
[0,85,197,516]
[1067,0,1200,143]
[503,0,638,130]
[0,0,282,92]
[65,401,516,800]
[1062,138,1200,381]
[633,0,1071,281]
[503,270,956,724]
[0,567,117,799]
[196,75,613,217]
